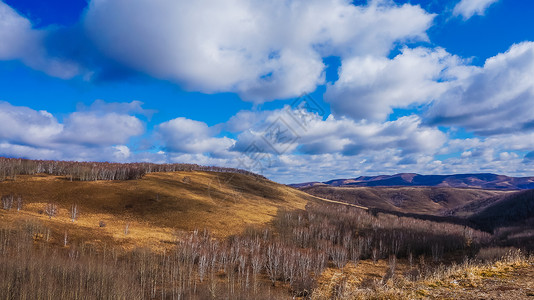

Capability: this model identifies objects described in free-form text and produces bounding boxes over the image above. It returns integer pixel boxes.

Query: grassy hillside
[0,171,318,249]
[299,185,509,215]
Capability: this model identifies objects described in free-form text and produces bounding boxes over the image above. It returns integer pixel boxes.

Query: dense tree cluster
[274,203,491,264]
[0,157,264,181]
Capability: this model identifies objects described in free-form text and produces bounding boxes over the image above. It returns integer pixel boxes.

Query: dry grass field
[312,249,534,300]
[0,171,318,250]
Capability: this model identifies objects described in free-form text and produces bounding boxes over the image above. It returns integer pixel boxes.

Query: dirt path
[309,195,369,210]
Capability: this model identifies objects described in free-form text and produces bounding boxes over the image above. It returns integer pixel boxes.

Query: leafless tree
[249,240,263,291]
[265,243,282,286]
[45,203,58,219]
[70,204,78,222]
[1,194,13,210]
[0,157,266,182]
[16,195,22,211]
[330,246,348,270]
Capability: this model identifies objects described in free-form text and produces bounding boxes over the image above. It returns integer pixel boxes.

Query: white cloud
[83,0,433,102]
[0,101,63,146]
[0,0,436,103]
[113,145,132,161]
[298,114,447,156]
[157,117,235,156]
[0,100,145,160]
[60,112,144,146]
[229,108,446,158]
[453,0,499,20]
[425,42,534,136]
[325,47,468,121]
[0,1,79,78]
[0,1,33,60]
[76,100,156,118]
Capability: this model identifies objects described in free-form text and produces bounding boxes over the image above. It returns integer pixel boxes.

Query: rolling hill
[468,189,534,231]
[0,171,320,249]
[298,185,510,215]
[291,173,534,190]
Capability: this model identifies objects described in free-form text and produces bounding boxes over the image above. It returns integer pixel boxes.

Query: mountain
[291,173,534,190]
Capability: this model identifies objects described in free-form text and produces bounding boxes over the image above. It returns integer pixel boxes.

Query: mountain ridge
[291,173,534,190]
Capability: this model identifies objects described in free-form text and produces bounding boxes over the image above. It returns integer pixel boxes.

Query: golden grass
[0,171,318,249]
[312,250,534,300]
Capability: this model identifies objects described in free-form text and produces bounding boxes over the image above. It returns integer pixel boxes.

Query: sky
[0,0,534,183]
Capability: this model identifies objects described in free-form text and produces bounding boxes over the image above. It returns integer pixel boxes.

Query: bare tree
[265,243,282,286]
[45,203,58,219]
[70,204,78,222]
[330,246,348,270]
[16,195,22,211]
[1,194,13,210]
[250,239,264,293]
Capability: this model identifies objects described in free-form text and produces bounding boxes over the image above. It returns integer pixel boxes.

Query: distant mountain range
[291,173,534,190]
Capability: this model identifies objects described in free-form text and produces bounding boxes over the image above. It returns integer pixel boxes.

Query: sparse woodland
[0,157,265,181]
[2,199,524,299]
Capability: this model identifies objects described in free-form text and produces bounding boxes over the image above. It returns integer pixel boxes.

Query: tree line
[0,157,265,181]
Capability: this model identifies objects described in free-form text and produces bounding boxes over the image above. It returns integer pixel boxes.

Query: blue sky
[1,0,534,183]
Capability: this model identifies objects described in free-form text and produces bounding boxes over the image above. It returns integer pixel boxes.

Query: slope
[469,189,534,231]
[299,185,509,215]
[0,171,318,249]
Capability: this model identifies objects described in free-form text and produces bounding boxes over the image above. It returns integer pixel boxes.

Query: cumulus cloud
[453,0,499,20]
[80,0,433,102]
[0,1,79,78]
[157,117,235,156]
[0,101,63,147]
[425,42,534,136]
[228,108,446,159]
[59,112,144,146]
[326,47,468,121]
[1,0,435,102]
[287,114,447,156]
[0,100,145,160]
